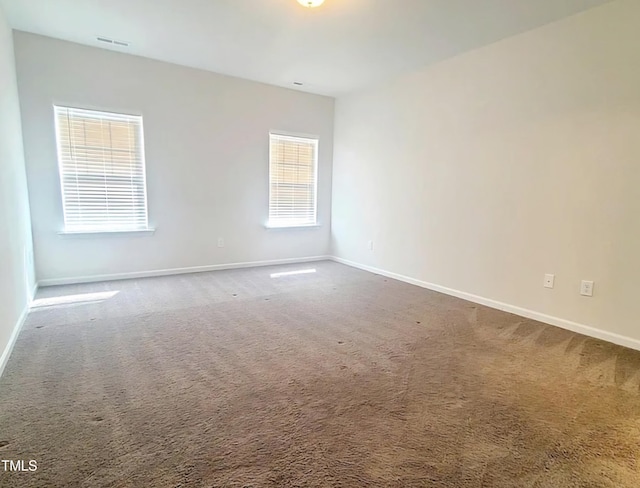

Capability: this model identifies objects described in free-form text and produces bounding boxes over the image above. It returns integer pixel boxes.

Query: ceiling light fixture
[297,0,325,7]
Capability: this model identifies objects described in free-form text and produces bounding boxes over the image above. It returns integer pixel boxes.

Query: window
[268,133,318,227]
[54,106,149,233]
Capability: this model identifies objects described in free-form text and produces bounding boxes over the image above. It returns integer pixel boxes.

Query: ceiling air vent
[96,36,130,47]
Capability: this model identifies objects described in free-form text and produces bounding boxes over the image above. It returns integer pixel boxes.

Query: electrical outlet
[368,240,374,251]
[580,280,594,297]
[544,274,555,289]
[217,238,224,248]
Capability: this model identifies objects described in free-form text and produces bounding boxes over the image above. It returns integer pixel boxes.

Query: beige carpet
[1,261,639,487]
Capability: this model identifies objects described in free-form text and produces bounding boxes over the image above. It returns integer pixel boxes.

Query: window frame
[267,131,319,229]
[53,105,152,235]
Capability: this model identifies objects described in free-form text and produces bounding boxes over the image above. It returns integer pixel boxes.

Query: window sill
[57,228,156,238]
[265,223,321,230]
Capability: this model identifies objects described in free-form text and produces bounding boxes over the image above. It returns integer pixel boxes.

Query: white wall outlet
[217,238,224,248]
[543,274,555,289]
[580,280,594,297]
[368,240,374,251]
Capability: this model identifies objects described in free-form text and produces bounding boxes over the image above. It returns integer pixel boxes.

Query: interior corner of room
[1,0,638,415]
[1,0,640,485]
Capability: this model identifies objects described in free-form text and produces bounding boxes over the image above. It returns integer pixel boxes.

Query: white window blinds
[54,106,149,233]
[268,133,318,227]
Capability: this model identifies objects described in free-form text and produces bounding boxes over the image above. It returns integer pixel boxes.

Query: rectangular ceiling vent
[97,36,130,47]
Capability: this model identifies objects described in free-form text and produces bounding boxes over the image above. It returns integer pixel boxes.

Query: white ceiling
[0,0,612,97]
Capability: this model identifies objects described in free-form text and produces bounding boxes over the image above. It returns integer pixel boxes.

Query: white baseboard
[0,306,29,379]
[31,254,640,353]
[331,256,640,352]
[38,255,332,287]
[0,281,38,378]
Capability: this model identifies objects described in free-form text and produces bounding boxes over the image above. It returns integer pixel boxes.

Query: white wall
[0,9,35,372]
[14,32,334,283]
[332,0,640,344]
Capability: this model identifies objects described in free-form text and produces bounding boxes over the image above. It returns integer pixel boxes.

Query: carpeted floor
[1,261,639,487]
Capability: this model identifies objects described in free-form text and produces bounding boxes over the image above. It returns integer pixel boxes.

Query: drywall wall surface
[332,0,640,341]
[0,8,35,371]
[15,32,334,282]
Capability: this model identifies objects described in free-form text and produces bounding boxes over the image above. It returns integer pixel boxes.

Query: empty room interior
[1,0,640,486]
